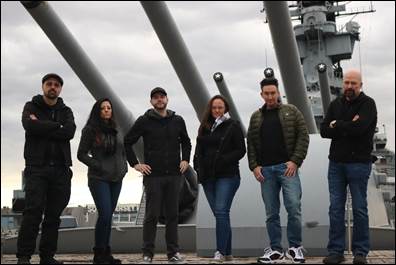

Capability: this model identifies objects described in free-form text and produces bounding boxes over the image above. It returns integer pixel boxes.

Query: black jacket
[193,119,246,183]
[22,95,76,166]
[320,92,377,163]
[77,125,128,182]
[124,109,191,177]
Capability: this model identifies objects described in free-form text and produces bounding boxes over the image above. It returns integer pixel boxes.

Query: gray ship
[285,0,394,230]
[3,0,394,257]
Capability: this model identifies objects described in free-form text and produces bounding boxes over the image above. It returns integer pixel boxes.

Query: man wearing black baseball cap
[16,73,76,264]
[125,87,191,263]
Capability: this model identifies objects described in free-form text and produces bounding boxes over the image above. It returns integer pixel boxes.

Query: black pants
[142,175,182,258]
[16,165,72,259]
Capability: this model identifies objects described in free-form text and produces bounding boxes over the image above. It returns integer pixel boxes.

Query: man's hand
[352,115,360,121]
[180,160,189,174]
[134,163,152,175]
[329,120,337,128]
[284,161,297,177]
[253,166,264,182]
[29,114,38,120]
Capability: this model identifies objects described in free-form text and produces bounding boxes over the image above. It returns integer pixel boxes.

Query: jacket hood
[144,108,175,120]
[32,94,66,110]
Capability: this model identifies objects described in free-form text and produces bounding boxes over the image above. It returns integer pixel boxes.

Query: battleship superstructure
[372,125,395,227]
[288,1,374,127]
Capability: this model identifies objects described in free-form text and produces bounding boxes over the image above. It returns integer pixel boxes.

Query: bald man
[320,69,377,264]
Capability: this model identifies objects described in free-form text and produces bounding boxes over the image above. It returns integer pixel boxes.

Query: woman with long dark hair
[193,95,246,261]
[77,98,127,264]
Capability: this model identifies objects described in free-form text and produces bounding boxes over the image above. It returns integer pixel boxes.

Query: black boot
[105,246,122,264]
[39,257,63,264]
[93,247,107,264]
[17,256,31,264]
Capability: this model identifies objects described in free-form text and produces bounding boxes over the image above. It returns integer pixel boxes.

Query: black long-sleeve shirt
[320,92,377,163]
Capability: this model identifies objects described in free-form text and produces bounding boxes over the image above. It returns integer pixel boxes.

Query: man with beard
[124,87,191,263]
[17,73,76,264]
[321,69,377,265]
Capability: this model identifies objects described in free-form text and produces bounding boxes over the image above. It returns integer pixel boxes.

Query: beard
[45,90,58,99]
[344,89,356,100]
[153,102,167,110]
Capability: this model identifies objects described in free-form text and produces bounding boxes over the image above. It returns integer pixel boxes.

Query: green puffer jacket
[247,104,309,170]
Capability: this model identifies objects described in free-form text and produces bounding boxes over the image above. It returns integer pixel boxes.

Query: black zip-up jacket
[320,92,377,163]
[193,119,246,183]
[22,95,76,166]
[77,125,128,182]
[124,109,191,177]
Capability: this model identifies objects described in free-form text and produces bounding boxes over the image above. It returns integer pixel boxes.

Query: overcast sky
[1,1,394,208]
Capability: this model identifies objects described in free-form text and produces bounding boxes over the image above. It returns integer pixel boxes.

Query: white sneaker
[142,255,153,264]
[168,252,184,263]
[257,247,285,264]
[285,246,306,263]
[213,251,225,262]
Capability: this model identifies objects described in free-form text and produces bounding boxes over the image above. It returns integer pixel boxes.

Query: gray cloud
[1,1,394,207]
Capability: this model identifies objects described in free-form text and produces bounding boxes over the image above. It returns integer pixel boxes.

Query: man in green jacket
[247,77,309,264]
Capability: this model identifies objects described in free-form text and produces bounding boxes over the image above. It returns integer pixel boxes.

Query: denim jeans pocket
[349,163,372,180]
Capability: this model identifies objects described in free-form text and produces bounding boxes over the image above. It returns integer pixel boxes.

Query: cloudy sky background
[2,1,394,207]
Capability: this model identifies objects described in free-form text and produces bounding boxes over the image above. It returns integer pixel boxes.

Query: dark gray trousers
[142,175,182,258]
[16,165,72,259]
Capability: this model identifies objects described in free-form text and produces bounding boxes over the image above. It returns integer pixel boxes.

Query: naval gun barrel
[20,1,143,156]
[213,72,247,137]
[317,63,332,116]
[141,1,211,121]
[264,1,317,133]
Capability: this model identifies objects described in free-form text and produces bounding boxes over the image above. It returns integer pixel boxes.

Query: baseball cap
[150,87,167,98]
[42,73,63,86]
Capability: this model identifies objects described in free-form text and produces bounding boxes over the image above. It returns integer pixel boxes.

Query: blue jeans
[202,176,240,255]
[260,163,302,251]
[327,161,371,256]
[88,178,122,248]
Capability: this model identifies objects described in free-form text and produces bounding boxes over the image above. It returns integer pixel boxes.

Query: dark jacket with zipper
[77,124,128,182]
[22,95,76,166]
[193,119,246,183]
[124,109,191,178]
[320,92,377,163]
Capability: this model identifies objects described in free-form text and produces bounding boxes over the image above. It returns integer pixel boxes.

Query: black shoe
[93,247,108,264]
[323,254,345,264]
[353,255,367,264]
[105,246,122,264]
[39,257,63,264]
[17,257,31,264]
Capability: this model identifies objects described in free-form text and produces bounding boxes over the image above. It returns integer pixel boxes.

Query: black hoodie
[124,109,191,177]
[320,92,377,163]
[22,95,76,166]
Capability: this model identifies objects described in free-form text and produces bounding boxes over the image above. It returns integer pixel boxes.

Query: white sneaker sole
[257,256,286,264]
[285,252,305,263]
